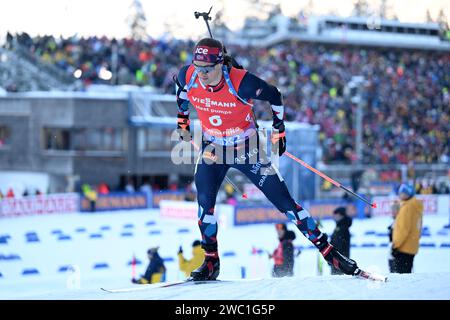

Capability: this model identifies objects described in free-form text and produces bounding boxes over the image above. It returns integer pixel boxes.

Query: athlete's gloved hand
[178,246,183,254]
[176,113,191,142]
[271,121,286,156]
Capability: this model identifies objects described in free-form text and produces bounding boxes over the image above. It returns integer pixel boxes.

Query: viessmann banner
[80,192,148,212]
[152,191,186,208]
[234,200,359,226]
[0,193,80,218]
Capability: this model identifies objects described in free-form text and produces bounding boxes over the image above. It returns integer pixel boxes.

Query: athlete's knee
[197,192,216,210]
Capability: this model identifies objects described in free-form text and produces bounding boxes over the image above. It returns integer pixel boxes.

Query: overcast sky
[0,0,448,39]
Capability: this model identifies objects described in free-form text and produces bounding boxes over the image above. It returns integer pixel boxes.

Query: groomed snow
[1,208,449,299]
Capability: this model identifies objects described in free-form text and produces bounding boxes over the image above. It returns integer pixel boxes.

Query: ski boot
[189,244,220,281]
[313,233,359,276]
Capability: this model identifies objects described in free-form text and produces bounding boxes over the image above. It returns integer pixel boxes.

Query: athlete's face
[193,61,223,86]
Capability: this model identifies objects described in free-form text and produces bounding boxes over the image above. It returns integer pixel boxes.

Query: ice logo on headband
[195,47,209,54]
[193,46,222,63]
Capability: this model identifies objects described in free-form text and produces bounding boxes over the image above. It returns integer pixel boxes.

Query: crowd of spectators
[4,32,449,165]
[229,42,449,166]
[6,32,194,92]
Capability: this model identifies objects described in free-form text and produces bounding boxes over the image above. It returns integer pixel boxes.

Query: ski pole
[189,140,248,199]
[131,253,136,279]
[284,151,377,208]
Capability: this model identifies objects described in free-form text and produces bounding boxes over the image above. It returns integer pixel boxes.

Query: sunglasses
[192,62,220,74]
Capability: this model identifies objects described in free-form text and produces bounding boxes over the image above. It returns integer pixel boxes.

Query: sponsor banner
[152,191,186,208]
[0,193,79,218]
[160,200,198,220]
[159,200,234,228]
[234,205,288,226]
[306,200,358,219]
[234,200,359,226]
[80,192,148,212]
[371,194,449,217]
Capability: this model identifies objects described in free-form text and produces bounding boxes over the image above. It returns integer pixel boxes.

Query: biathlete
[174,38,360,281]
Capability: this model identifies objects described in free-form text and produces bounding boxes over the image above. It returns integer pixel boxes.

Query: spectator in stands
[177,240,204,278]
[416,178,438,195]
[97,182,110,195]
[436,180,450,194]
[184,182,196,202]
[132,247,166,284]
[6,188,14,198]
[168,181,179,191]
[125,178,135,193]
[389,183,423,273]
[82,183,97,212]
[330,207,353,275]
[269,223,296,277]
[0,190,3,200]
[224,183,237,206]
[139,180,153,201]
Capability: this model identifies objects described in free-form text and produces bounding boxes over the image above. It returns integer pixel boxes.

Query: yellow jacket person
[390,184,423,273]
[178,240,204,278]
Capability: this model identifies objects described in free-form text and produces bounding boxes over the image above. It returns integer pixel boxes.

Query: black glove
[391,247,401,258]
[178,246,183,254]
[387,225,393,242]
[131,278,139,284]
[176,113,191,142]
[271,121,286,156]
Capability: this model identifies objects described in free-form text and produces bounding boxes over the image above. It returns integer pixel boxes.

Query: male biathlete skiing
[174,38,360,281]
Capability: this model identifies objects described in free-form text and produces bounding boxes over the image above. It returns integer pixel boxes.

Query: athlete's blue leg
[234,160,324,243]
[232,150,359,275]
[194,147,229,251]
[190,143,229,280]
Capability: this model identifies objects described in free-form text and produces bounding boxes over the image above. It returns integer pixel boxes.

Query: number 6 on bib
[209,115,222,126]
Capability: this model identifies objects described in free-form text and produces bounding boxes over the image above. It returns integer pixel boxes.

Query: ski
[101,279,228,293]
[101,272,386,294]
[159,279,227,288]
[101,285,154,293]
[355,269,388,282]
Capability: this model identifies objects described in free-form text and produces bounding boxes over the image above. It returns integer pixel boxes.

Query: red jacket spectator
[6,188,15,198]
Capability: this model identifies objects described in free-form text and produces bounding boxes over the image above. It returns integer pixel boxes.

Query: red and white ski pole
[284,151,377,208]
[131,254,137,279]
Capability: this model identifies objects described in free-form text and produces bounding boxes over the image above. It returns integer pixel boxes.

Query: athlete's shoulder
[228,67,249,86]
[238,70,263,92]
[230,66,248,76]
[240,70,264,85]
[237,70,281,102]
[177,65,191,87]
